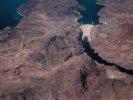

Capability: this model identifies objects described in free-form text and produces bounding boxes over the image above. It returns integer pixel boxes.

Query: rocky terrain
[0,0,132,100]
[91,0,133,70]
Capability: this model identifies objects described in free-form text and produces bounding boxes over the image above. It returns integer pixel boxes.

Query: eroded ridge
[90,0,133,69]
[82,36,133,75]
[0,0,133,100]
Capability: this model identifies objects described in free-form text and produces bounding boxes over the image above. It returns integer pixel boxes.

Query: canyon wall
[0,0,132,100]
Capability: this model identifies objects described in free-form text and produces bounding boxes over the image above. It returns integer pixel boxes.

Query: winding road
[0,34,48,57]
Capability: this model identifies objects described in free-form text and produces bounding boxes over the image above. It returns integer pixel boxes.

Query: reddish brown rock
[0,0,133,100]
[90,0,133,69]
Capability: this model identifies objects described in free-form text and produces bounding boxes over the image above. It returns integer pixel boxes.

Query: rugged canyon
[0,0,132,100]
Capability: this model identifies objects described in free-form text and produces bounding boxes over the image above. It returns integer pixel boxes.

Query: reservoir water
[0,0,25,30]
[0,0,103,30]
[78,0,104,25]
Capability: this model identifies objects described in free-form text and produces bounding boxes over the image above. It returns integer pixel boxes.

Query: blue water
[78,0,104,25]
[0,0,25,30]
[0,0,103,30]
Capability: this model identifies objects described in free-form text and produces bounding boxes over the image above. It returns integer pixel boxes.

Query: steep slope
[0,0,133,100]
[90,0,133,70]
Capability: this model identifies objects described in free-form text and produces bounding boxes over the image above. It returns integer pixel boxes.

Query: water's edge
[0,0,25,30]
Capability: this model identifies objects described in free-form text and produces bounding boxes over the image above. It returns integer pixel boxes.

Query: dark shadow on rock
[0,88,38,100]
[82,36,133,75]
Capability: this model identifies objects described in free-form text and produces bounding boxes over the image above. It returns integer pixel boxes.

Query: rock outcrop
[90,0,133,70]
[0,0,132,100]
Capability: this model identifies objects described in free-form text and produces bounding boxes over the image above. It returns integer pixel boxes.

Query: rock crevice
[82,36,133,75]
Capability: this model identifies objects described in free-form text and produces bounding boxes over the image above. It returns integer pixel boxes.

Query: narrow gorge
[79,0,133,75]
[0,0,132,100]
